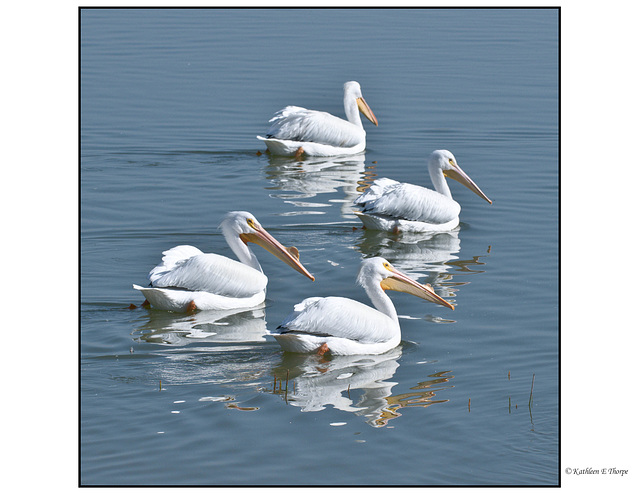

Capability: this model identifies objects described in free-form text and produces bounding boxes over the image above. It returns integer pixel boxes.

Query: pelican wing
[266,106,364,147]
[355,178,461,224]
[277,296,396,344]
[149,246,267,297]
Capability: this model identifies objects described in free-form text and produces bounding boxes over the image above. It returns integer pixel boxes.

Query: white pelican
[133,211,314,312]
[257,81,378,158]
[273,257,454,356]
[354,150,492,233]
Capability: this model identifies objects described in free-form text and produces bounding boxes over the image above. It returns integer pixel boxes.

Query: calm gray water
[80,8,558,486]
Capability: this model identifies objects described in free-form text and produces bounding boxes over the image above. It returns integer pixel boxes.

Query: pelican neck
[363,280,399,326]
[224,231,263,273]
[344,95,363,129]
[428,160,453,199]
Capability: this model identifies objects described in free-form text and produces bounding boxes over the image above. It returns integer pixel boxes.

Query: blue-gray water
[80,8,558,486]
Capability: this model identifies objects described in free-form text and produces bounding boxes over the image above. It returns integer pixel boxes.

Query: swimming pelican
[257,81,378,158]
[354,150,492,233]
[273,257,454,356]
[354,150,491,233]
[133,211,314,312]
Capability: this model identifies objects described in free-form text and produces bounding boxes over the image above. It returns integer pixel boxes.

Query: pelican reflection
[357,228,461,275]
[132,304,268,346]
[264,153,373,219]
[269,348,454,427]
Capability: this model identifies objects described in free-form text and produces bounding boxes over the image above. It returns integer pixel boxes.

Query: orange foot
[186,300,197,312]
[294,147,305,160]
[316,342,330,356]
[141,299,150,308]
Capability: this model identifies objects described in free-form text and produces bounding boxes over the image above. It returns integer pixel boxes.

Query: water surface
[81,8,558,485]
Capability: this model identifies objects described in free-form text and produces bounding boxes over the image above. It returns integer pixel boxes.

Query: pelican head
[344,81,378,126]
[220,211,315,281]
[430,150,492,204]
[357,257,454,310]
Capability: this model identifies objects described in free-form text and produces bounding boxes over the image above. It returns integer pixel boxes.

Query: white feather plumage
[278,296,397,344]
[257,81,377,157]
[148,248,267,298]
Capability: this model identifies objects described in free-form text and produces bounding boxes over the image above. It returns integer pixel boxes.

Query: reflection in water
[268,348,454,428]
[132,304,268,346]
[357,228,461,276]
[130,306,276,404]
[264,153,377,219]
[355,228,490,312]
[447,246,491,275]
[379,370,454,427]
[143,347,279,392]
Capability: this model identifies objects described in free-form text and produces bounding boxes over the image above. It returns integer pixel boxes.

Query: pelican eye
[246,218,256,229]
[383,262,392,271]
[448,158,455,166]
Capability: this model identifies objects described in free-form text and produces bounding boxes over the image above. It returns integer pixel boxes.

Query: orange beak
[380,265,454,310]
[240,227,315,281]
[357,97,378,126]
[443,163,492,204]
